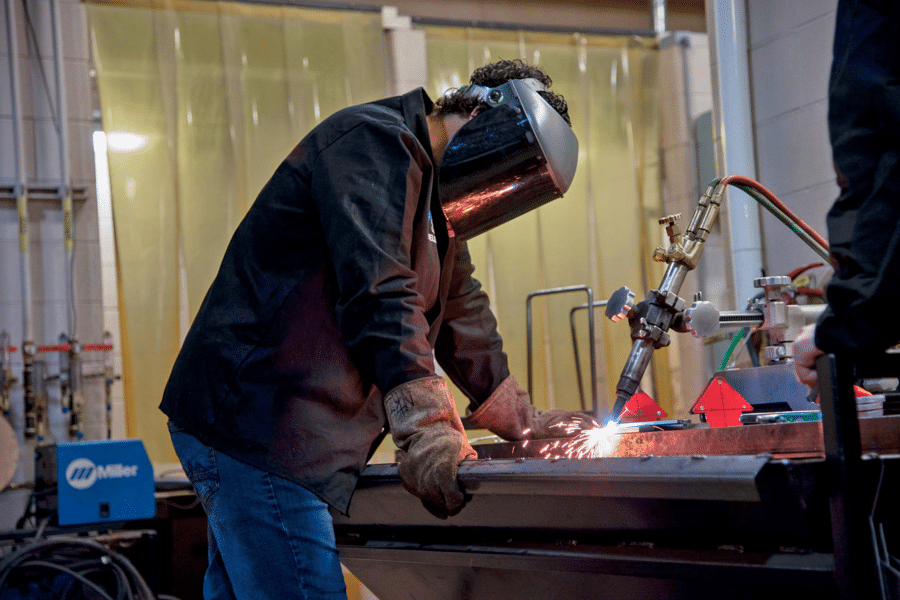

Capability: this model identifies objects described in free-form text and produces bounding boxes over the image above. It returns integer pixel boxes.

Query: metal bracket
[526,286,598,416]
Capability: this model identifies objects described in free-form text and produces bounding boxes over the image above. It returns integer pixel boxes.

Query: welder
[159,59,592,599]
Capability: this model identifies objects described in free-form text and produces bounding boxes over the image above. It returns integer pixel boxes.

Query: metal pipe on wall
[0,332,14,419]
[50,0,74,334]
[6,0,37,440]
[705,0,764,309]
[50,0,82,439]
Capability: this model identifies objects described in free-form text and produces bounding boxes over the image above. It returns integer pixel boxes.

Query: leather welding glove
[467,375,597,441]
[384,376,477,519]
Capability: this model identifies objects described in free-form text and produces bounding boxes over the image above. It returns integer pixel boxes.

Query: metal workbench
[333,352,900,600]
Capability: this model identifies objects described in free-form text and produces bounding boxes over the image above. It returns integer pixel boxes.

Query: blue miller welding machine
[35,439,156,526]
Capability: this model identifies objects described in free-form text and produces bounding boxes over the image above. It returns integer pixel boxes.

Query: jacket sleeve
[310,120,436,394]
[815,206,900,354]
[433,241,511,408]
[816,0,900,354]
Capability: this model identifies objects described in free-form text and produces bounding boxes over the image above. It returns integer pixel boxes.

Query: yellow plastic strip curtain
[88,1,385,464]
[423,27,664,416]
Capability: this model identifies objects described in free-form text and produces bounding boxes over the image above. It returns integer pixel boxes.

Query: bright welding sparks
[540,422,621,460]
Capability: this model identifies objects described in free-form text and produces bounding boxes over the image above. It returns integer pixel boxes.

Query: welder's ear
[469,106,485,119]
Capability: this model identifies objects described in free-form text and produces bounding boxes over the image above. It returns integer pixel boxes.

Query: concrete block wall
[1,0,121,510]
[747,0,838,279]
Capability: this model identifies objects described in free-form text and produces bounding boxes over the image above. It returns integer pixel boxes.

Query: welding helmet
[438,78,579,241]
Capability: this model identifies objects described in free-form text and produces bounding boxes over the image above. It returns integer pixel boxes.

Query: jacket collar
[402,88,435,164]
[373,88,435,165]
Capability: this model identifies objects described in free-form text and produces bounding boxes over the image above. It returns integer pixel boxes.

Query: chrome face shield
[438,79,579,241]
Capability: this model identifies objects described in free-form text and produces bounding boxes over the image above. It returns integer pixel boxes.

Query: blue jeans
[168,422,347,600]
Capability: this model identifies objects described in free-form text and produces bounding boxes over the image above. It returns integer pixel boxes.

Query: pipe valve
[659,213,683,243]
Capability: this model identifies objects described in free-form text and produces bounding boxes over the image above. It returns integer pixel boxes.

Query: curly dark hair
[433,59,571,126]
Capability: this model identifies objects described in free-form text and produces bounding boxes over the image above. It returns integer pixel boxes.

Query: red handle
[36,343,114,353]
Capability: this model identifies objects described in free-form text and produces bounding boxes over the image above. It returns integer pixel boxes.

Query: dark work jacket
[160,89,509,514]
[818,0,900,353]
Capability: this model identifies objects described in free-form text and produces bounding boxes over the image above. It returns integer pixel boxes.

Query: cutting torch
[603,175,830,423]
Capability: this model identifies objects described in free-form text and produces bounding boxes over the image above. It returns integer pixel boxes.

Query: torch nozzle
[605,394,631,425]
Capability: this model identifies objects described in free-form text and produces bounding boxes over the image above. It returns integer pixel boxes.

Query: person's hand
[793,324,824,388]
[467,375,597,441]
[384,376,477,519]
